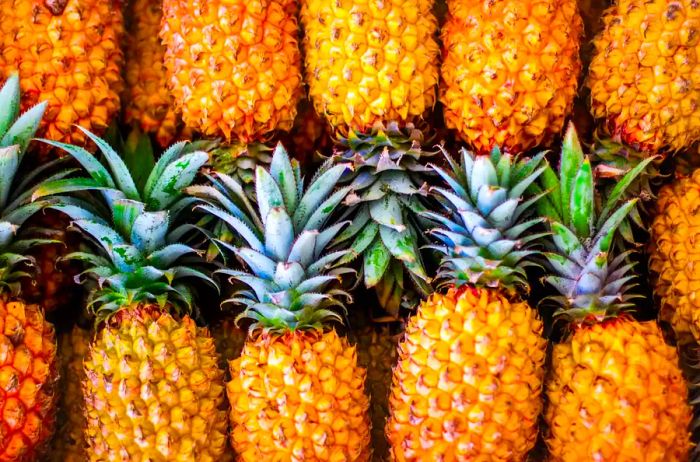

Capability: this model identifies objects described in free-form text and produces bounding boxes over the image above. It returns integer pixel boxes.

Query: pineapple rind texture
[160,0,303,142]
[228,329,372,462]
[588,0,700,153]
[0,0,124,152]
[440,0,583,154]
[0,298,58,462]
[50,326,90,462]
[650,169,700,345]
[301,0,439,132]
[386,287,546,461]
[545,318,691,461]
[82,305,230,462]
[124,0,190,148]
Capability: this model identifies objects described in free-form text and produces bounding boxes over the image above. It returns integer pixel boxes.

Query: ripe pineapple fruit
[50,325,90,462]
[440,0,583,154]
[535,125,691,460]
[123,0,191,148]
[0,74,59,461]
[33,130,229,461]
[0,0,124,155]
[588,0,700,153]
[386,147,548,460]
[192,144,371,460]
[300,0,439,315]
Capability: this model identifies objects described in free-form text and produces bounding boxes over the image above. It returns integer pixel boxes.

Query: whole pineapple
[193,144,372,461]
[50,325,90,462]
[588,0,700,153]
[33,130,229,461]
[440,0,583,154]
[123,0,191,148]
[536,125,691,460]
[0,74,59,461]
[386,147,548,460]
[300,0,439,316]
[0,0,124,155]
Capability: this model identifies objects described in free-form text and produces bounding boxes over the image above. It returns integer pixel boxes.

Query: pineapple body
[50,326,90,462]
[387,287,546,461]
[82,305,229,461]
[440,0,582,154]
[355,326,398,461]
[0,0,124,153]
[301,0,439,132]
[650,168,700,344]
[545,318,690,461]
[588,0,700,153]
[124,0,190,148]
[0,297,57,461]
[160,0,302,142]
[228,329,372,461]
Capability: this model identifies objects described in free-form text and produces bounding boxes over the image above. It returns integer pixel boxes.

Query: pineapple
[386,147,548,460]
[588,0,700,153]
[536,125,691,460]
[300,0,439,316]
[123,0,191,148]
[0,74,60,461]
[33,130,229,461]
[50,325,90,462]
[440,0,583,154]
[192,144,372,460]
[0,0,124,156]
[650,169,700,345]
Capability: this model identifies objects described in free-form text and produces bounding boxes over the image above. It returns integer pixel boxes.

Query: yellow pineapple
[123,0,191,148]
[0,0,124,156]
[193,145,371,460]
[440,0,583,154]
[387,148,547,460]
[588,0,700,153]
[50,325,90,462]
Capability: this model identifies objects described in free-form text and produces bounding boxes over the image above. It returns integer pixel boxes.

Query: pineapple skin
[544,318,690,461]
[355,326,398,462]
[588,0,700,153]
[0,296,58,461]
[124,0,191,148]
[227,329,372,461]
[82,305,229,461]
[386,287,546,461]
[440,0,583,155]
[160,0,302,142]
[50,326,90,462]
[300,0,439,133]
[0,0,124,154]
[650,169,700,345]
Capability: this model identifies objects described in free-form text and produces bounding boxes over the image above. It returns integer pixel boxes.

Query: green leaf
[264,207,294,262]
[379,226,427,280]
[144,141,187,200]
[147,151,208,210]
[292,164,347,231]
[369,194,405,232]
[269,143,298,213]
[124,129,156,194]
[559,123,584,227]
[598,156,657,228]
[363,238,391,288]
[79,127,140,201]
[131,210,169,254]
[338,221,379,265]
[31,177,113,202]
[569,158,594,240]
[2,101,47,154]
[112,199,145,239]
[0,74,20,139]
[36,140,115,187]
[255,165,285,227]
[0,145,19,208]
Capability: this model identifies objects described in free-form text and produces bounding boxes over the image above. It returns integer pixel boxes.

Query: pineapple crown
[190,143,355,334]
[330,121,436,316]
[0,74,64,296]
[534,124,653,323]
[32,129,214,321]
[424,146,547,293]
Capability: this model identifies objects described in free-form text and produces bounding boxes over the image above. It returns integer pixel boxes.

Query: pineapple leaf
[597,155,657,229]
[255,165,285,227]
[569,158,594,239]
[369,195,404,232]
[79,127,140,201]
[112,199,145,239]
[0,145,20,208]
[558,123,584,227]
[364,239,391,287]
[338,221,379,265]
[131,211,169,255]
[379,226,426,279]
[2,102,47,154]
[292,164,347,231]
[288,230,318,268]
[37,140,115,187]
[124,129,156,194]
[143,141,186,199]
[269,143,298,212]
[303,186,350,232]
[147,244,199,268]
[146,151,208,210]
[0,74,20,139]
[235,247,276,279]
[264,207,294,262]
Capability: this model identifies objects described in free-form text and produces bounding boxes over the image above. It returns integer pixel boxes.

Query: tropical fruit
[386,147,548,460]
[650,168,700,345]
[123,0,190,147]
[50,325,90,462]
[588,0,700,153]
[33,131,229,461]
[192,144,372,461]
[440,0,583,154]
[0,0,124,155]
[0,74,59,461]
[535,124,691,460]
[300,0,439,315]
